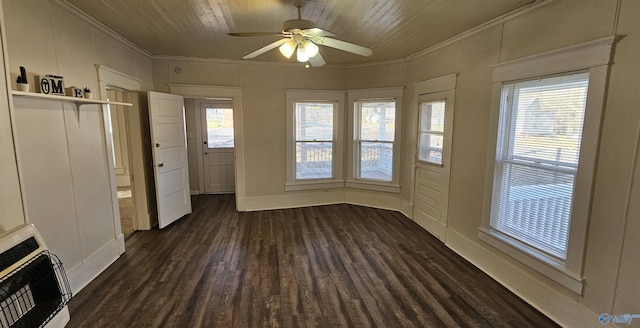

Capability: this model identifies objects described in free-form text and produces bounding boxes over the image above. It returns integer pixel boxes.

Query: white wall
[1,0,153,293]
[598,0,640,317]
[183,97,200,193]
[0,2,24,233]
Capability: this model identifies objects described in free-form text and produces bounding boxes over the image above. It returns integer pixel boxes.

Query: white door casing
[98,65,143,254]
[148,91,192,228]
[167,84,246,210]
[412,74,456,242]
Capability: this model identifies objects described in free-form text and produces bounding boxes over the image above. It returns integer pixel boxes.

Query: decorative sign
[66,87,84,98]
[38,74,65,95]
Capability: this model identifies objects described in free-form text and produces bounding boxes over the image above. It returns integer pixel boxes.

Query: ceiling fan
[228,4,372,67]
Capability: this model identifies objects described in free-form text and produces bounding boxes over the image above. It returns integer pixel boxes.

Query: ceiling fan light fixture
[279,40,296,59]
[296,45,310,62]
[230,2,372,64]
[302,40,319,58]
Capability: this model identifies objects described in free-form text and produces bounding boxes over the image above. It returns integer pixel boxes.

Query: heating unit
[0,224,72,328]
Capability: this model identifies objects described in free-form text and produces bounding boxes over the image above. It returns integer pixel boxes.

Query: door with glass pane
[201,101,235,193]
[413,91,454,241]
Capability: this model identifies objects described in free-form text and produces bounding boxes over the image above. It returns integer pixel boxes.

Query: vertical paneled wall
[1,0,153,293]
[0,2,24,232]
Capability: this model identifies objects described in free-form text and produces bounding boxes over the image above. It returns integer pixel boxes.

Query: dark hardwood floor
[67,194,558,327]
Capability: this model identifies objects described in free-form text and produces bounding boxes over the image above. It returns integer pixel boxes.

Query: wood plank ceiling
[64,0,535,65]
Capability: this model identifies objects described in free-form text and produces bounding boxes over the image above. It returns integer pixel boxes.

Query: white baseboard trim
[236,196,247,211]
[116,232,125,255]
[66,238,120,294]
[190,189,199,195]
[243,190,345,211]
[444,228,601,328]
[400,199,413,219]
[242,189,407,213]
[344,190,401,212]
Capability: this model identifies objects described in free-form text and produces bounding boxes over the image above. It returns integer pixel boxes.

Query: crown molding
[491,35,616,82]
[406,0,556,62]
[51,0,152,58]
[152,55,345,69]
[345,58,406,69]
[153,55,254,65]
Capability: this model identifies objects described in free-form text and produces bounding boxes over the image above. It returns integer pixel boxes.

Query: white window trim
[285,89,344,191]
[346,87,404,193]
[479,36,615,294]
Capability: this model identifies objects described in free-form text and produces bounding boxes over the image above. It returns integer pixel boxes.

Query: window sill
[416,161,444,169]
[285,180,344,191]
[478,227,584,294]
[345,180,400,193]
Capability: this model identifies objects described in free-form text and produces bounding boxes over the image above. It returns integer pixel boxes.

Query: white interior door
[201,100,235,194]
[148,91,192,228]
[413,90,454,241]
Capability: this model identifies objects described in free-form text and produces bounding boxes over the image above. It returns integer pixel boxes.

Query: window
[285,90,344,191]
[418,100,446,165]
[347,88,403,192]
[355,100,395,181]
[492,72,588,260]
[205,107,234,148]
[295,102,334,180]
[479,37,614,293]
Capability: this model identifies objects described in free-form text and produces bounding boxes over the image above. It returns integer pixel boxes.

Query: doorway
[168,85,244,210]
[107,88,137,239]
[200,99,235,194]
[411,74,456,242]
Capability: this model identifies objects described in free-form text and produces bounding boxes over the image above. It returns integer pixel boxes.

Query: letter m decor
[38,75,65,96]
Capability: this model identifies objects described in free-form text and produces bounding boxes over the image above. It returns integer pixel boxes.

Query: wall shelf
[12,90,132,107]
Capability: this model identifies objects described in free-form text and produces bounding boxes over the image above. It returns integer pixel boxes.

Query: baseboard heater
[0,224,72,328]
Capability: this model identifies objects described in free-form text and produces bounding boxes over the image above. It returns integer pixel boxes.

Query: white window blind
[355,101,396,181]
[491,72,589,260]
[295,102,335,180]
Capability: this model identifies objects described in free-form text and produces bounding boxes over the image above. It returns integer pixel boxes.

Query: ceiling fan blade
[228,32,285,37]
[309,53,326,67]
[316,37,373,57]
[301,28,335,37]
[243,38,290,59]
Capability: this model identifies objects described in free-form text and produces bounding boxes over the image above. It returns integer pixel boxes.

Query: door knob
[155,143,160,147]
[158,163,164,168]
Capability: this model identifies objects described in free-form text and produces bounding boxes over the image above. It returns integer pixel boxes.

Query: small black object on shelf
[16,66,27,84]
